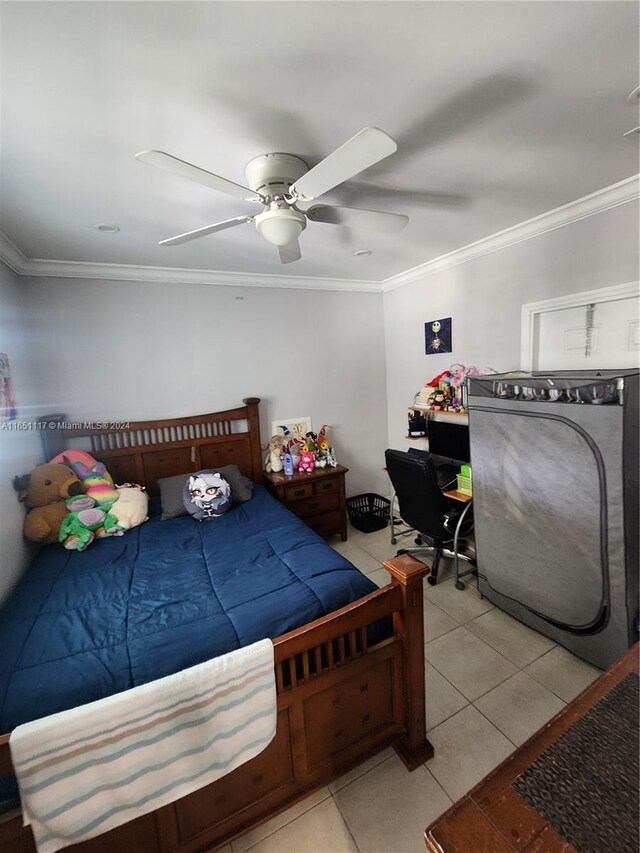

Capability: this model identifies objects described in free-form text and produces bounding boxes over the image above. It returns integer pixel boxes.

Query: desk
[441,489,473,590]
[424,643,639,853]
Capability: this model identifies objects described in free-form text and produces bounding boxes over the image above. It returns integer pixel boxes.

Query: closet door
[522,282,639,372]
[534,294,639,370]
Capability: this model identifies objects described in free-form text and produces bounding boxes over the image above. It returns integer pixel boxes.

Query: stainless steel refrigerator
[467,370,638,669]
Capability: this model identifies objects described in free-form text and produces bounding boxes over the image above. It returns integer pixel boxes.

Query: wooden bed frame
[0,397,433,853]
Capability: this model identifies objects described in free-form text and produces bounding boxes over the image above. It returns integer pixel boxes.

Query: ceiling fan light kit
[255,206,306,247]
[135,127,408,263]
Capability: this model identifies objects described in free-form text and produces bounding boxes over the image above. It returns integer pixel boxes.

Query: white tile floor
[228,524,602,853]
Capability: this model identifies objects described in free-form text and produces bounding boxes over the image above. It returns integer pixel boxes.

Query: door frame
[520,281,639,371]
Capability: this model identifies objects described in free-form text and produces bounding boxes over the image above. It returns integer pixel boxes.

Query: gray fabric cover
[158,464,253,520]
[468,370,639,670]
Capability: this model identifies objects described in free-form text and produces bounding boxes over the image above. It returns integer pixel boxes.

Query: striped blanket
[10,639,276,853]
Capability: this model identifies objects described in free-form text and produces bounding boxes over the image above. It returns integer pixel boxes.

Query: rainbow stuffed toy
[50,451,119,506]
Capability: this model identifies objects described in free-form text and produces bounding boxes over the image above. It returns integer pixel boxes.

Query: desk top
[441,489,472,504]
[424,643,639,853]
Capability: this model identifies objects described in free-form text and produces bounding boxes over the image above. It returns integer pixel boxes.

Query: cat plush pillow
[182,470,232,520]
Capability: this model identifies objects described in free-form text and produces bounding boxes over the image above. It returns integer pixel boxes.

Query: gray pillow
[158,465,253,521]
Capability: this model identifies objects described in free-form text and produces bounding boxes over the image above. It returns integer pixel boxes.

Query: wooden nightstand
[263,464,349,541]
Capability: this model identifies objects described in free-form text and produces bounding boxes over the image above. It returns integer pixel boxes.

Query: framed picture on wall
[0,353,17,420]
[425,317,452,355]
[271,417,312,440]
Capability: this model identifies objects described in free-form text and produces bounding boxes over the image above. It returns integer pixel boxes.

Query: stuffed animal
[298,449,316,473]
[59,495,124,551]
[65,457,119,506]
[50,449,103,470]
[263,437,285,473]
[13,463,83,544]
[109,484,149,530]
[315,424,336,468]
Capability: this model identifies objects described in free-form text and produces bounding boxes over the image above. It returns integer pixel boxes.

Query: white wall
[24,276,390,498]
[383,201,640,449]
[0,264,43,601]
[3,197,637,602]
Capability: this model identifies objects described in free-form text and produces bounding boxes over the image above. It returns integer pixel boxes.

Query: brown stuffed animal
[14,463,83,544]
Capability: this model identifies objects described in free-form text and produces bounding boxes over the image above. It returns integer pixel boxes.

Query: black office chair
[385,448,475,588]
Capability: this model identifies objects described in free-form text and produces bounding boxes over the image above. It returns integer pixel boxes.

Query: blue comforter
[0,486,380,733]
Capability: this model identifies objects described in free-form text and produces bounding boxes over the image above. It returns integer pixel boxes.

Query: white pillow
[110,486,149,530]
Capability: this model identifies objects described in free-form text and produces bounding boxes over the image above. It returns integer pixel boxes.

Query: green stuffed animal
[59,495,124,551]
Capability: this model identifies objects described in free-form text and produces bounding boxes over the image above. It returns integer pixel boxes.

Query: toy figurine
[298,449,316,473]
[263,436,285,473]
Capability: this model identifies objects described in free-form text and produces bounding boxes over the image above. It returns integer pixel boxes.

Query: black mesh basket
[346,493,390,533]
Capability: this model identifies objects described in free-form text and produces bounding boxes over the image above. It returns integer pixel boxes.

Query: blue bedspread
[0,486,381,733]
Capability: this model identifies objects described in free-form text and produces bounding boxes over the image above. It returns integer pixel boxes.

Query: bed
[0,398,432,852]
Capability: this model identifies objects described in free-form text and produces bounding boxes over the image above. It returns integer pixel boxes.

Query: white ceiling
[1,1,638,283]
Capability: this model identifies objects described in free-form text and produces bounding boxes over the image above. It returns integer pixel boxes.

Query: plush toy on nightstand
[298,449,316,473]
[13,463,83,544]
[263,438,285,473]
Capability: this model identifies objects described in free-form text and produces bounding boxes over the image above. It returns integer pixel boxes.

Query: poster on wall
[271,417,312,440]
[0,353,17,420]
[425,317,452,355]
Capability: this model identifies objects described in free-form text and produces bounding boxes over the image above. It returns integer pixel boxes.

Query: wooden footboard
[0,556,431,853]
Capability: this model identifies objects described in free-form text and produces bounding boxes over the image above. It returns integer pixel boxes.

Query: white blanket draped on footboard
[10,639,277,853]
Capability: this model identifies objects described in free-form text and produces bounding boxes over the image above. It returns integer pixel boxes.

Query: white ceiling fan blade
[136,151,263,202]
[159,216,253,246]
[306,204,408,233]
[290,128,398,201]
[278,240,301,264]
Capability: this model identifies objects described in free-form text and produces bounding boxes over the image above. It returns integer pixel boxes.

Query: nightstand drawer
[284,482,314,502]
[289,492,340,518]
[314,477,339,496]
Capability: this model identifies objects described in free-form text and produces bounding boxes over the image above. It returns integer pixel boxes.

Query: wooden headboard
[41,398,263,497]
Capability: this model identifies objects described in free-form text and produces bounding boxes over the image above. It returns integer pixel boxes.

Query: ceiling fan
[135,127,408,264]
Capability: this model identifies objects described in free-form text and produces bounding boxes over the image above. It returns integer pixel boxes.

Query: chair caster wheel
[427,575,438,587]
[391,538,397,545]
[455,581,466,591]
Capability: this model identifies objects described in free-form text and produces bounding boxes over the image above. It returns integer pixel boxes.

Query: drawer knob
[309,501,319,509]
[362,713,371,724]
[334,728,344,739]
[294,489,305,497]
[252,774,264,785]
[322,482,333,490]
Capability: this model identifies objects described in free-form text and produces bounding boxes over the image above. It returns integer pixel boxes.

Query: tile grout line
[234,788,333,853]
[330,791,363,853]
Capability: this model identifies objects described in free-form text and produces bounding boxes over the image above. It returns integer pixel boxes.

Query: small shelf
[409,406,469,425]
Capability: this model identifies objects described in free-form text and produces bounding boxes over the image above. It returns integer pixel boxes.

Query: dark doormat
[512,672,639,853]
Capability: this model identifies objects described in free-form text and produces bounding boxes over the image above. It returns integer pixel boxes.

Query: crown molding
[11,256,380,293]
[0,232,28,275]
[2,174,637,293]
[381,174,640,293]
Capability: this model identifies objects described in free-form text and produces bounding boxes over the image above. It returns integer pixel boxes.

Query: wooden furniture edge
[39,397,264,490]
[384,555,433,767]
